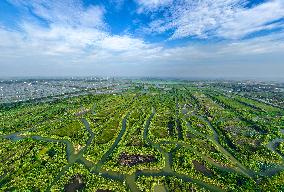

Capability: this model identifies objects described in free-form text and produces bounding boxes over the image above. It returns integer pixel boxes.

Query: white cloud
[8,0,105,28]
[2,0,108,56]
[135,0,173,10]
[1,22,283,64]
[141,0,284,39]
[218,0,284,39]
[1,0,284,78]
[101,35,150,51]
[19,23,107,55]
[217,31,284,55]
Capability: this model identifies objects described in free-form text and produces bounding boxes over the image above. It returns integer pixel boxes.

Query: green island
[1,81,284,191]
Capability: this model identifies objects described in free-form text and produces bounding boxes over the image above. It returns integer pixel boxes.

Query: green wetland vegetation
[1,81,284,191]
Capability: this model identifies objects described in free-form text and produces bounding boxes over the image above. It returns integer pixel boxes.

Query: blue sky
[0,0,284,79]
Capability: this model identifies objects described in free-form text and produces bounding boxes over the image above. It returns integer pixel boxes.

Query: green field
[1,82,284,191]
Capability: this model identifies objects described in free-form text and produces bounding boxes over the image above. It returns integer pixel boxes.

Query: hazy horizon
[1,75,284,83]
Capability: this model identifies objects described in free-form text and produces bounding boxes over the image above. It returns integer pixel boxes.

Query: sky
[0,0,284,79]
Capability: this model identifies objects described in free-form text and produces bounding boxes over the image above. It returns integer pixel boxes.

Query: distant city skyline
[0,0,284,79]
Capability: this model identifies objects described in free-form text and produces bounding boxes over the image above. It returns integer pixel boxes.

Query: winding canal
[1,104,284,191]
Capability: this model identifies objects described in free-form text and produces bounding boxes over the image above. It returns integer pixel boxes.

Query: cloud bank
[0,0,283,79]
[141,0,284,39]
